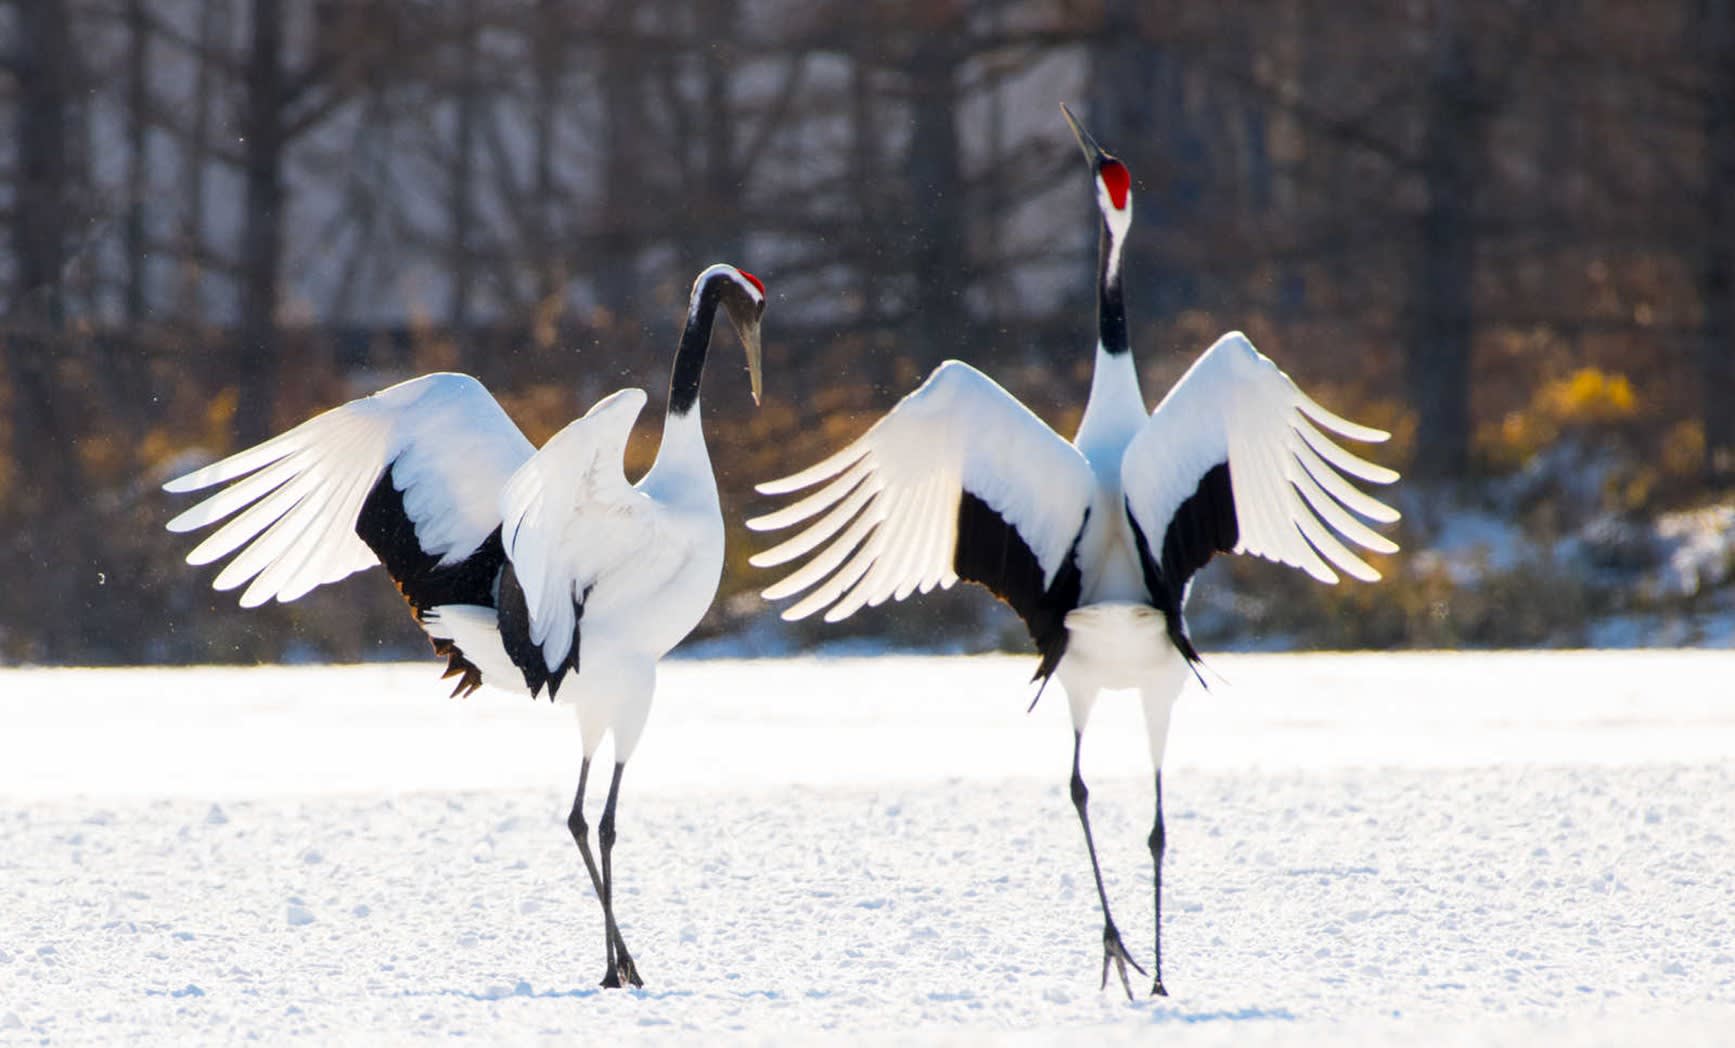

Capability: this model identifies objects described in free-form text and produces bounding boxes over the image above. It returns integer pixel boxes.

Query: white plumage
[165,373,531,607]
[754,361,1096,621]
[749,106,1400,999]
[751,335,1397,623]
[164,263,768,991]
[496,387,657,674]
[1122,331,1400,586]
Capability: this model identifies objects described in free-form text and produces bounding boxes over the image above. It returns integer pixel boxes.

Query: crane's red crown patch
[739,270,766,296]
[1099,160,1131,210]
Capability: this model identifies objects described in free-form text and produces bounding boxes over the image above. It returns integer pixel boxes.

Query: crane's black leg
[1148,770,1168,997]
[598,761,643,989]
[567,757,630,987]
[1070,731,1146,1001]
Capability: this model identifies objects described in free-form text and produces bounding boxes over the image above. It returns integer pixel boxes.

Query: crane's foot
[1098,922,1147,1002]
[1151,976,1169,997]
[600,947,643,990]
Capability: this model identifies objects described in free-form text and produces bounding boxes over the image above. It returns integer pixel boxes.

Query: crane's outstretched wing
[165,373,535,611]
[748,361,1096,679]
[476,387,669,698]
[1121,332,1400,663]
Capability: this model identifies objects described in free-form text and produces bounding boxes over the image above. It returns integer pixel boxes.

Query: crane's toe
[1150,976,1169,997]
[610,950,643,990]
[1098,922,1147,1002]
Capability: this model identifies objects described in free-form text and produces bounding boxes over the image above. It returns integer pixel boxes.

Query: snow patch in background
[1406,507,1530,584]
[1654,504,1735,598]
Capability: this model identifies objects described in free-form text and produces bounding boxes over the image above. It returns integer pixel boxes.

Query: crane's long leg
[598,761,643,989]
[1070,731,1146,1001]
[566,758,632,987]
[1148,770,1168,997]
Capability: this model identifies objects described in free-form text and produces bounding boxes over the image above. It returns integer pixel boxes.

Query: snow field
[1,652,1733,1044]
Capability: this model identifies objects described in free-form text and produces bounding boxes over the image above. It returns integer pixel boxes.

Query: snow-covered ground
[2,652,1733,1044]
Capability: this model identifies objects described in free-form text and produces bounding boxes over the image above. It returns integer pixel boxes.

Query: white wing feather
[498,387,670,674]
[748,361,1095,623]
[164,373,534,607]
[1122,332,1399,586]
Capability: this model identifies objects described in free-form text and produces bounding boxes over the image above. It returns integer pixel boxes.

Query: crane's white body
[1057,346,1185,750]
[166,375,727,762]
[750,332,1400,768]
[418,396,726,760]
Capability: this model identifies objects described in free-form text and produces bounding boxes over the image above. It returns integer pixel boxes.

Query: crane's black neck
[1097,215,1129,356]
[668,278,726,417]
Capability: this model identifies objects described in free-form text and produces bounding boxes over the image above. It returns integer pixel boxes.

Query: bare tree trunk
[979,0,1011,323]
[848,45,883,324]
[530,0,563,307]
[1404,26,1485,481]
[5,0,80,525]
[13,0,73,328]
[124,0,149,324]
[595,0,640,318]
[1268,0,1307,316]
[449,0,478,329]
[176,0,222,325]
[238,0,285,446]
[701,0,742,264]
[903,1,968,359]
[1699,0,1735,475]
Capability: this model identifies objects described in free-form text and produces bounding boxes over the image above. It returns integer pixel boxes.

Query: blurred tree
[596,0,645,319]
[173,0,225,325]
[699,0,743,266]
[448,0,479,329]
[528,0,566,310]
[848,28,888,325]
[903,0,968,360]
[10,0,73,329]
[4,0,84,510]
[124,0,150,324]
[230,0,414,440]
[1696,0,1735,475]
[237,0,286,445]
[1404,19,1486,481]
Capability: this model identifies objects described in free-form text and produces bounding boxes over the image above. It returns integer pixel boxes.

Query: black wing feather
[495,561,583,702]
[954,490,1087,685]
[355,471,505,697]
[1126,461,1239,668]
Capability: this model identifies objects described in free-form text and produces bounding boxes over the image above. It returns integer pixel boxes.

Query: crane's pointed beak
[723,294,764,406]
[746,325,763,406]
[1060,102,1106,167]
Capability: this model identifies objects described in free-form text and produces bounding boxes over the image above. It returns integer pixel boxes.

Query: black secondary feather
[1126,462,1238,674]
[954,491,1087,689]
[355,469,506,696]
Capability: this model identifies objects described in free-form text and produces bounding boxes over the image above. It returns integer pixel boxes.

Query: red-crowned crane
[164,264,767,990]
[746,107,1400,998]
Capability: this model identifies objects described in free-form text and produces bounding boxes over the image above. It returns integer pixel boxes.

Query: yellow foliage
[1476,366,1639,469]
[1536,367,1636,425]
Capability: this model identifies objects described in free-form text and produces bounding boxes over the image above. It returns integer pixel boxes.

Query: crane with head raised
[748,107,1399,998]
